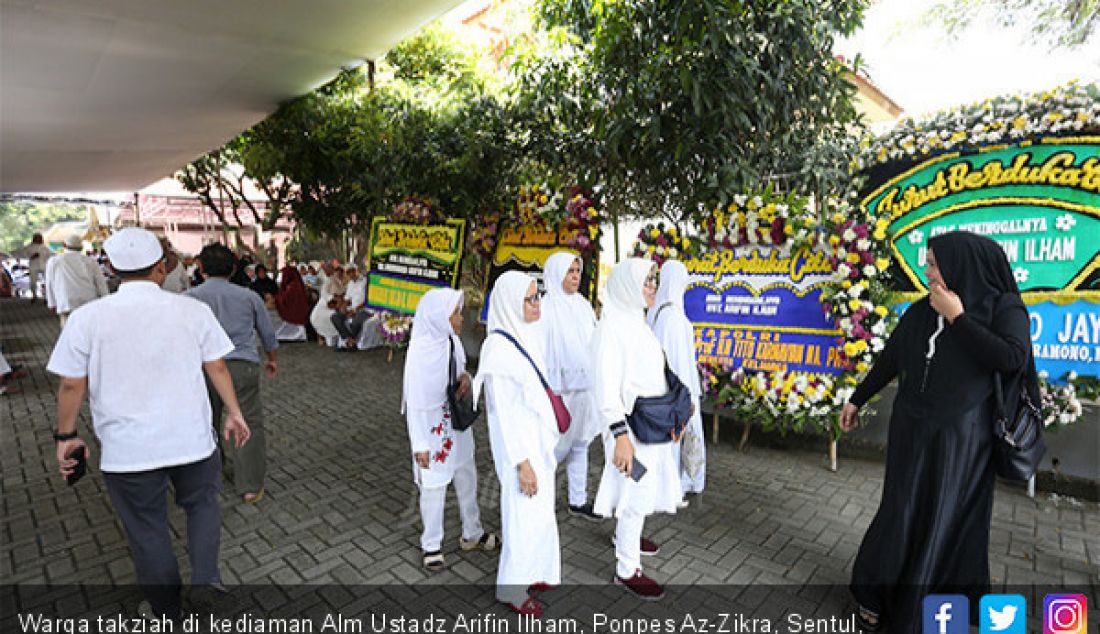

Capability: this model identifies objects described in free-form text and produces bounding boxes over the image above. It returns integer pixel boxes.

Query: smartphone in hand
[629,458,647,482]
[66,446,87,486]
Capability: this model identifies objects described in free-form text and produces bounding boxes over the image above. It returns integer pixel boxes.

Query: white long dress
[649,260,706,493]
[474,271,561,603]
[309,284,340,344]
[591,260,682,519]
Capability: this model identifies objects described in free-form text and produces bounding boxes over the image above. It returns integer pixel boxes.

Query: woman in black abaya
[839,231,1034,632]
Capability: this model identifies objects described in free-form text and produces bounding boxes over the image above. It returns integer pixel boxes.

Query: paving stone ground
[2,297,1098,623]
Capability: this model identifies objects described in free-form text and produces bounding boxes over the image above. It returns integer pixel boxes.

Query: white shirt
[346,277,367,309]
[22,243,53,272]
[45,250,108,313]
[161,260,190,293]
[47,281,234,472]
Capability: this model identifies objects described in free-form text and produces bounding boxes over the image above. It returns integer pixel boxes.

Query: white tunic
[161,260,191,293]
[649,260,706,492]
[591,259,682,518]
[45,250,107,314]
[22,243,52,274]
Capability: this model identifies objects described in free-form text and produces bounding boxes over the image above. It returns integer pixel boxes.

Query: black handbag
[626,360,694,444]
[991,355,1046,481]
[446,336,477,432]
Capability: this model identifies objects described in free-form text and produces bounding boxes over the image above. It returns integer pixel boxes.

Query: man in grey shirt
[188,244,278,504]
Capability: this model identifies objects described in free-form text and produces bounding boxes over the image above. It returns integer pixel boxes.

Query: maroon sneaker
[614,569,664,601]
[640,537,660,556]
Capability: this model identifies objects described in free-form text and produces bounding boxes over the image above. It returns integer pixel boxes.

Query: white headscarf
[541,251,597,392]
[590,258,667,419]
[402,288,465,413]
[473,271,549,408]
[648,259,702,398]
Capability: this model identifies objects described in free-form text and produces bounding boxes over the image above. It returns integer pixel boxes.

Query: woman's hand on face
[839,402,860,432]
[929,282,964,323]
[414,451,430,469]
[454,373,471,400]
[613,435,635,476]
[517,460,537,497]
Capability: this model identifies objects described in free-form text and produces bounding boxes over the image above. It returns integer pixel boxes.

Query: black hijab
[928,231,1022,326]
[891,231,1026,419]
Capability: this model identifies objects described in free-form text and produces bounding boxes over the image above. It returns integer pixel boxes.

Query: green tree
[0,202,86,254]
[517,0,868,223]
[922,0,1100,49]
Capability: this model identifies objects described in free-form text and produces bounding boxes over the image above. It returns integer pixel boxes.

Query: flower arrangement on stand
[698,359,747,448]
[377,311,414,362]
[701,187,821,251]
[511,182,564,227]
[818,197,897,382]
[560,188,602,255]
[1038,371,1092,429]
[390,196,443,225]
[855,81,1100,170]
[630,223,695,266]
[470,212,501,261]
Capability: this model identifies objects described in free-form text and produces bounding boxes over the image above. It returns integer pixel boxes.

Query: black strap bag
[991,352,1046,481]
[446,336,477,432]
[626,360,694,444]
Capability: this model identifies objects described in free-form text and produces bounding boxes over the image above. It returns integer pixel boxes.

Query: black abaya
[847,232,1032,632]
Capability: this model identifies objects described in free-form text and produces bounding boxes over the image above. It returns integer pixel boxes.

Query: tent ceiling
[0,0,464,193]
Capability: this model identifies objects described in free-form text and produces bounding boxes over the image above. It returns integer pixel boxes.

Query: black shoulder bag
[626,358,694,444]
[991,354,1046,481]
[446,337,477,431]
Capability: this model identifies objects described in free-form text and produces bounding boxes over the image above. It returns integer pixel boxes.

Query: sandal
[243,489,265,504]
[422,550,445,571]
[854,605,881,633]
[460,532,499,552]
[506,596,543,618]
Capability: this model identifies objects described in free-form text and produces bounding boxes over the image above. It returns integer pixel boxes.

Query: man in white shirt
[45,234,108,328]
[48,227,250,621]
[19,233,53,301]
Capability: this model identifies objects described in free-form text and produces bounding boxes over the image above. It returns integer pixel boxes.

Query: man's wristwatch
[53,430,78,442]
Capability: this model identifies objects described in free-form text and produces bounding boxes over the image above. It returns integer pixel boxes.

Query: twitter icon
[981,594,1027,634]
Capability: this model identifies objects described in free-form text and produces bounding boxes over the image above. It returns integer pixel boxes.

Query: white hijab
[591,258,666,416]
[402,288,465,413]
[541,251,597,392]
[648,259,702,398]
[473,271,549,408]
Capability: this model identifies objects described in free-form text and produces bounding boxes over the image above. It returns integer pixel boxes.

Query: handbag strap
[650,301,673,327]
[490,329,551,390]
[447,336,458,387]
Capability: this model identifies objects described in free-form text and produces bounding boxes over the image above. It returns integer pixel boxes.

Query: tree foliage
[0,202,86,254]
[517,0,869,222]
[923,0,1100,49]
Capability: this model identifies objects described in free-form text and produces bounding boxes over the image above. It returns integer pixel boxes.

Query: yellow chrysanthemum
[846,253,861,264]
[649,228,660,239]
[873,228,887,241]
[588,225,599,239]
[829,236,841,247]
[832,213,845,224]
[847,298,861,311]
[876,257,891,271]
[783,224,794,236]
[668,226,678,236]
[843,342,858,357]
[856,362,869,373]
[842,280,852,289]
[588,208,599,218]
[874,305,889,317]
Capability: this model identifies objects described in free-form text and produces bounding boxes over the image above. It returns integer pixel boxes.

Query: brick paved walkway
[2,297,1097,622]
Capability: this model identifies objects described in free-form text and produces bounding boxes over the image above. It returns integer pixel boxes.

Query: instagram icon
[1044,594,1087,634]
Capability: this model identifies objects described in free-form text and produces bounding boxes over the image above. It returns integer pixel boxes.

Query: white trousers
[614,508,645,578]
[554,438,591,506]
[418,456,483,552]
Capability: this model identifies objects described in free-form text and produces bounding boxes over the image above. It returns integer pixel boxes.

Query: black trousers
[103,451,223,619]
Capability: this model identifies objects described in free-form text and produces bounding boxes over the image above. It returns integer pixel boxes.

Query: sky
[835,0,1100,119]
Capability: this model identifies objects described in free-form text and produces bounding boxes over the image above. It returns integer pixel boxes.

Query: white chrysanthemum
[848,285,864,298]
[837,264,851,279]
[863,265,878,277]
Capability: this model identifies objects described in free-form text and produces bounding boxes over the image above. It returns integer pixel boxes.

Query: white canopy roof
[1,0,464,193]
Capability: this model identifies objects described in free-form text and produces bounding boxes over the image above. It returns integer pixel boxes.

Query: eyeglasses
[524,293,543,306]
[644,274,658,286]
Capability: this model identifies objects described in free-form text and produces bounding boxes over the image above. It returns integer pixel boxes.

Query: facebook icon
[923,595,970,634]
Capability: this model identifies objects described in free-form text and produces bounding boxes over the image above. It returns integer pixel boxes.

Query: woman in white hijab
[591,258,683,601]
[473,271,561,617]
[647,259,706,498]
[309,275,341,346]
[541,251,602,519]
[403,288,499,571]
